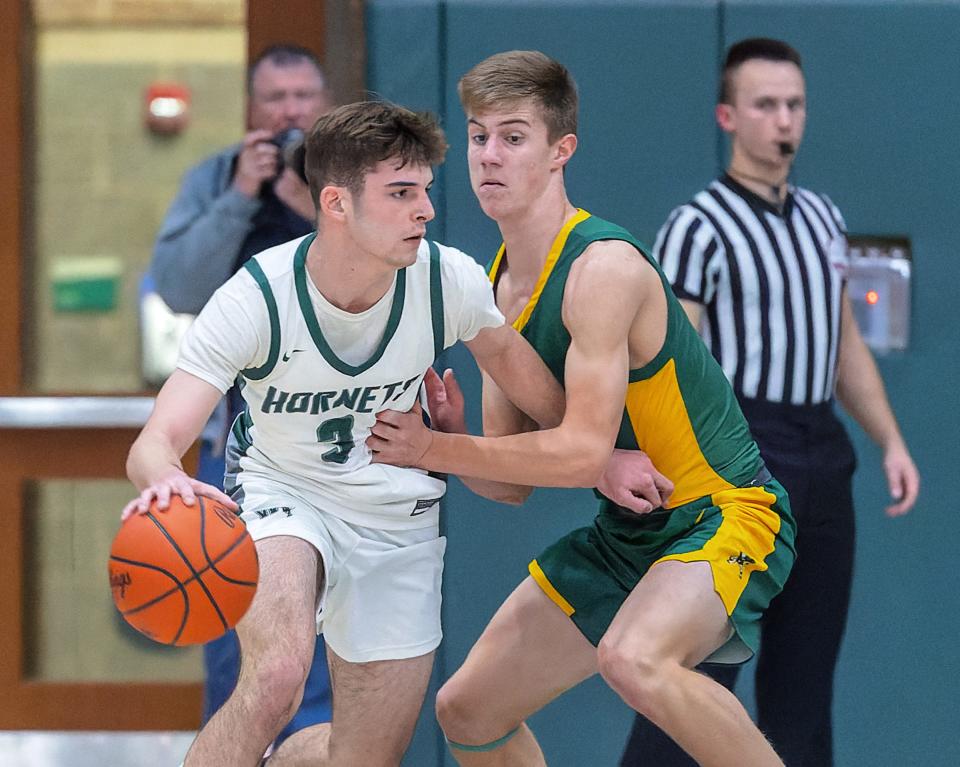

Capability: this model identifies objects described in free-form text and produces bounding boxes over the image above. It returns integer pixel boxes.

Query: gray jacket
[151,144,262,315]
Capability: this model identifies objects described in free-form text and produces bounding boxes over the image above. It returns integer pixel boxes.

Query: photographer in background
[152,44,331,315]
[149,44,334,759]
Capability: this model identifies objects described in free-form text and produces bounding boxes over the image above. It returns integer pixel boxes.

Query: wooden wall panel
[0,428,202,729]
[0,0,25,394]
[0,0,363,732]
[247,0,326,65]
[247,0,366,105]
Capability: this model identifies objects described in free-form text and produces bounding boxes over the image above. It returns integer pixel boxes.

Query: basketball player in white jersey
[122,101,565,767]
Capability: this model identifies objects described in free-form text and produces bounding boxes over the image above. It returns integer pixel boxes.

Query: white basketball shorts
[236,476,445,663]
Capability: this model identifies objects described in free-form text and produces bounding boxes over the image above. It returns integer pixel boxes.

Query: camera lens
[271,128,307,181]
[273,127,304,150]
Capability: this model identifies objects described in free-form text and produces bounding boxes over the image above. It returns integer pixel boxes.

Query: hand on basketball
[596,448,674,515]
[232,129,279,198]
[110,494,257,645]
[368,401,434,468]
[424,367,467,434]
[882,440,920,517]
[121,470,239,521]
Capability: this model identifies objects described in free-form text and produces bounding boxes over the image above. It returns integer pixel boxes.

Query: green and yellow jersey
[488,209,763,510]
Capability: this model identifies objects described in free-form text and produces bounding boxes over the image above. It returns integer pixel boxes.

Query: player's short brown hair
[304,101,447,206]
[458,50,578,142]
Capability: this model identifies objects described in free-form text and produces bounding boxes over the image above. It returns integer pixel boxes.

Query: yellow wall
[30,25,245,393]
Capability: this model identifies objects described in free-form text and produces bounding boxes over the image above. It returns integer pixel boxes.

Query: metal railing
[0,397,155,428]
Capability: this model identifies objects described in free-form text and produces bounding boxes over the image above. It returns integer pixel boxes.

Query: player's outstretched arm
[591,295,703,514]
[462,321,567,501]
[371,241,651,488]
[370,323,565,503]
[123,370,236,519]
[422,366,538,505]
[464,323,566,430]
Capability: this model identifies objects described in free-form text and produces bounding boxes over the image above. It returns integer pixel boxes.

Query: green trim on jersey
[489,211,764,498]
[428,240,445,360]
[230,407,254,453]
[241,258,281,380]
[293,233,408,377]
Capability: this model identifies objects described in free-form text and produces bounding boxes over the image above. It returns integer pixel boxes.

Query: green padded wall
[723,6,960,766]
[368,2,959,764]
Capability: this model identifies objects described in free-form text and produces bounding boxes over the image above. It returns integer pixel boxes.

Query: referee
[621,38,919,767]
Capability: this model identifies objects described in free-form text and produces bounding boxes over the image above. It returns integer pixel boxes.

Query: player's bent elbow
[571,465,606,488]
[495,485,532,506]
[551,459,603,488]
[469,480,531,506]
[563,451,609,488]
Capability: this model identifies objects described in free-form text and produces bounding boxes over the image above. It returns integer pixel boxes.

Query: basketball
[108,496,259,646]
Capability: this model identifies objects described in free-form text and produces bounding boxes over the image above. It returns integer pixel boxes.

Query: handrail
[0,397,155,428]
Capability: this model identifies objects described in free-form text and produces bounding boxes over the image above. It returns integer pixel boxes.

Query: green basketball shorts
[529,477,796,663]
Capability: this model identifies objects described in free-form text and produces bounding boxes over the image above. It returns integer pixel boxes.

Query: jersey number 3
[316,415,355,464]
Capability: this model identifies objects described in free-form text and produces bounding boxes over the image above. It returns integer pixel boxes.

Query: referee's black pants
[620,399,857,767]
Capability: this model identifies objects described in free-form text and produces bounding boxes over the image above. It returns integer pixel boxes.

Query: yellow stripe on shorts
[529,559,576,616]
[656,485,781,615]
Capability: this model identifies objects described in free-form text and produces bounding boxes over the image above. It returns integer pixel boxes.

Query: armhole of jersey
[428,241,445,361]
[240,259,281,380]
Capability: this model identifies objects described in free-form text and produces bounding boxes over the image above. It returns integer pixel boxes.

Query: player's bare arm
[464,321,565,430]
[593,296,698,515]
[595,281,690,515]
[414,365,540,505]
[377,322,564,504]
[123,370,238,519]
[588,295,702,514]
[834,289,919,516]
[472,368,541,503]
[370,240,663,487]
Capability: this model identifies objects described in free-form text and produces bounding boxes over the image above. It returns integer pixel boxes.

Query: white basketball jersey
[178,233,504,530]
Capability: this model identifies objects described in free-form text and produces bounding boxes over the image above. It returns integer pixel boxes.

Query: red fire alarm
[145,83,191,135]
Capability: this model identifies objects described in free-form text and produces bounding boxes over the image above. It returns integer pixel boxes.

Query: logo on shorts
[251,505,294,519]
[411,498,441,516]
[282,349,305,362]
[727,551,756,579]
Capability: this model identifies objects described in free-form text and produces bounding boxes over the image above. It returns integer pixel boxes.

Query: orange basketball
[108,496,258,646]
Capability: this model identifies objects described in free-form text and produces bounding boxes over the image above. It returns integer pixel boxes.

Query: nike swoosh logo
[411,498,441,515]
[282,349,305,362]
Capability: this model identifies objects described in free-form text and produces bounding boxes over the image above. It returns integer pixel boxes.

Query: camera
[270,127,308,183]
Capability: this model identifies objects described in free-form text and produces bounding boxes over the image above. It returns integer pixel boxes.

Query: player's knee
[435,677,490,743]
[435,678,470,738]
[246,652,312,715]
[597,635,668,715]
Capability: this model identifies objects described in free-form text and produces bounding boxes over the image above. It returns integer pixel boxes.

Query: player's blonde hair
[304,101,447,206]
[458,50,578,142]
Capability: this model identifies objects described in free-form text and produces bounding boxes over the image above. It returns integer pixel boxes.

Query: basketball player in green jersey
[369,51,796,766]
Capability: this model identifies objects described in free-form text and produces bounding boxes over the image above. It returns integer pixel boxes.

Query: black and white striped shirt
[655,175,849,406]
